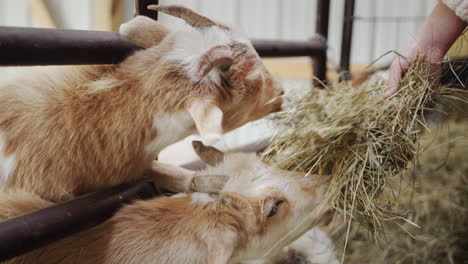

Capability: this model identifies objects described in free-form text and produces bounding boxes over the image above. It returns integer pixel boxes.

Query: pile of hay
[262,55,464,235]
[343,119,468,263]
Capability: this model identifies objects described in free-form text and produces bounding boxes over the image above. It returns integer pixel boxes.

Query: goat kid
[0,142,330,264]
[0,6,283,201]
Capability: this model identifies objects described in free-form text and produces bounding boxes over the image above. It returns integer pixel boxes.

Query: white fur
[164,26,231,85]
[190,192,216,205]
[171,193,188,198]
[146,112,195,156]
[88,78,128,92]
[287,228,339,264]
[0,133,15,187]
[242,228,339,264]
[166,27,231,63]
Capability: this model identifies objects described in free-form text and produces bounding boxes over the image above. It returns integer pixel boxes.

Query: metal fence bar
[0,27,326,66]
[0,26,143,66]
[314,0,330,84]
[252,39,326,57]
[135,0,159,20]
[0,179,166,262]
[316,0,330,40]
[340,0,355,80]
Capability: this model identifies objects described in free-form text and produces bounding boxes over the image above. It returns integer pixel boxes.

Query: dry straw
[343,119,468,263]
[262,55,463,237]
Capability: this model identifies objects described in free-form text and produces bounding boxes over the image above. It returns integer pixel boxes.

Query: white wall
[0,0,436,65]
[154,0,435,65]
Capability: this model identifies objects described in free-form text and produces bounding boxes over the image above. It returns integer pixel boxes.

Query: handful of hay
[263,56,461,234]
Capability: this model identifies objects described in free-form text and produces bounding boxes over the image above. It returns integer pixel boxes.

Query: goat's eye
[220,65,231,72]
[267,200,284,218]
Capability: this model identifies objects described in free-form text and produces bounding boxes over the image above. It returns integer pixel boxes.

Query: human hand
[384,43,444,98]
[384,0,466,98]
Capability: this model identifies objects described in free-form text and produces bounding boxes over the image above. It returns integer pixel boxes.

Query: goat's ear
[119,16,170,48]
[188,99,223,146]
[191,45,234,82]
[192,140,224,166]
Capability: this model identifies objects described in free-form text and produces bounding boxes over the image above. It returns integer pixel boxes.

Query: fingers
[384,57,406,98]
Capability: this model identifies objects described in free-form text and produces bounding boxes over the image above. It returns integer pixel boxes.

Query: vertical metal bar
[314,0,330,84]
[315,0,330,40]
[135,0,159,20]
[313,45,327,85]
[340,0,355,80]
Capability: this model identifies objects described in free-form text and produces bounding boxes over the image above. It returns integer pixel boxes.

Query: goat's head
[143,5,284,145]
[192,141,331,261]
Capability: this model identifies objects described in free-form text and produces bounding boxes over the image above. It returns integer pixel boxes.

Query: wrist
[414,1,466,59]
[409,39,446,63]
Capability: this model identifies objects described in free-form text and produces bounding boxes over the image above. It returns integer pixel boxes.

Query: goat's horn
[147,5,217,29]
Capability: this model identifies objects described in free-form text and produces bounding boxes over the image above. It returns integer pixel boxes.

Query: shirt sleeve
[442,0,468,21]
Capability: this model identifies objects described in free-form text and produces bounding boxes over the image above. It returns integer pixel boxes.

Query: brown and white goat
[0,6,283,201]
[0,142,330,264]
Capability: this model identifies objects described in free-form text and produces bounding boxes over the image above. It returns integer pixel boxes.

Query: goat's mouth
[266,96,284,113]
[272,102,282,113]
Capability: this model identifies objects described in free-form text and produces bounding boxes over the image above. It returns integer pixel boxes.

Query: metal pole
[0,26,327,65]
[314,0,330,84]
[135,0,159,20]
[0,26,143,66]
[0,179,166,262]
[315,0,330,41]
[340,0,355,80]
[252,39,326,57]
